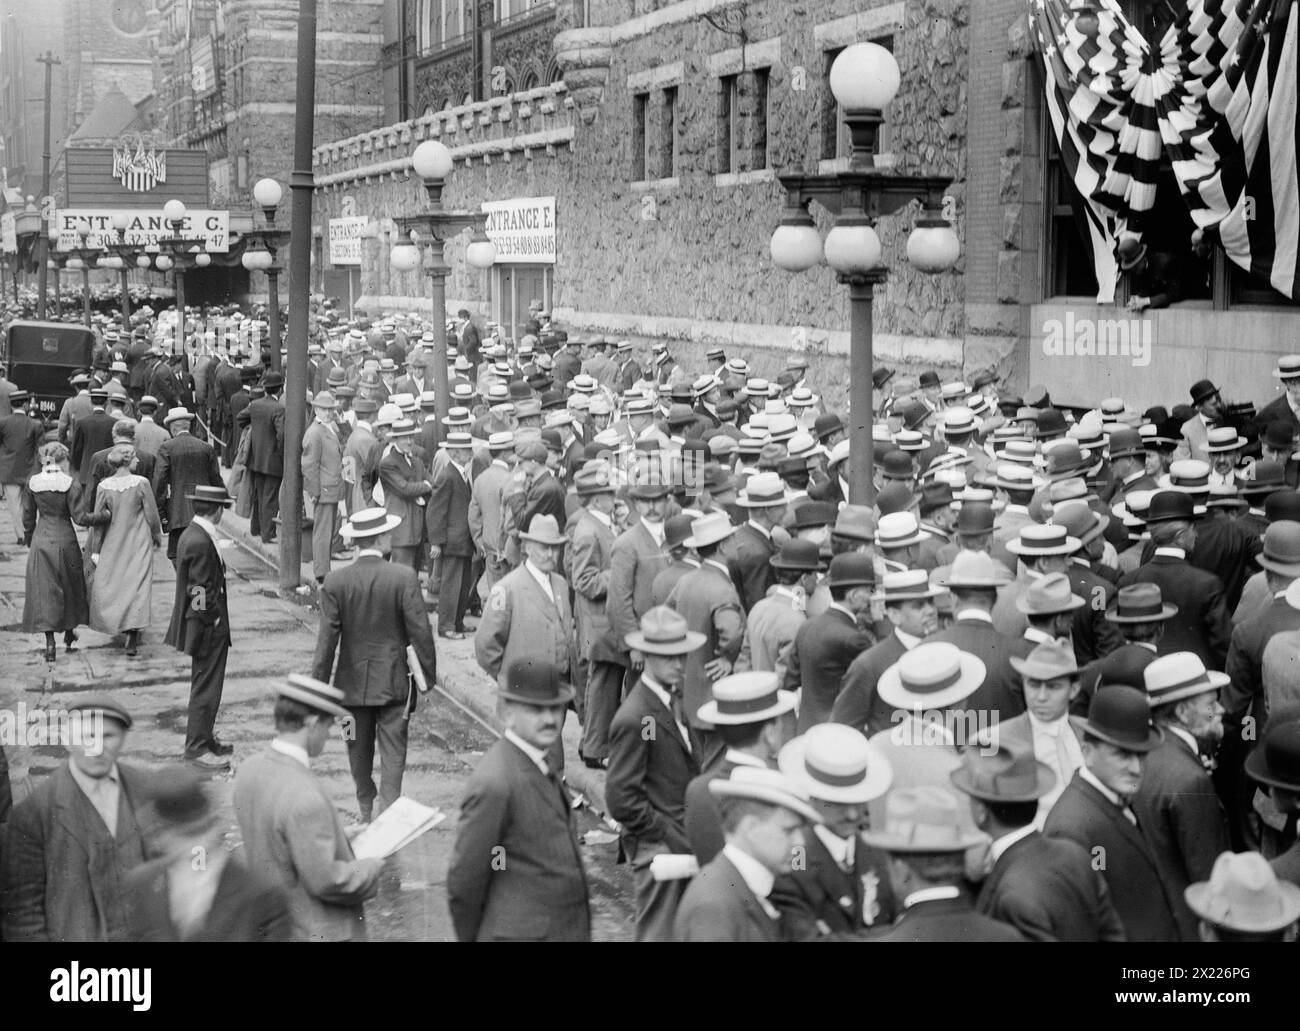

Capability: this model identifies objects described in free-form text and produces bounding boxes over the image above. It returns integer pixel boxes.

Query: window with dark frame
[750,67,770,171]
[632,91,648,181]
[821,37,893,162]
[661,86,678,179]
[718,73,738,174]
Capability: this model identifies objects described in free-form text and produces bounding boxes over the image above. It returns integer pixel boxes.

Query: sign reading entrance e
[482,196,556,264]
[54,209,230,252]
[328,216,368,266]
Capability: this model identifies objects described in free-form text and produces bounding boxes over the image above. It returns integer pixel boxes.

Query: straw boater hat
[184,484,234,506]
[683,511,737,548]
[874,512,925,549]
[736,471,792,508]
[707,766,822,825]
[1006,523,1081,557]
[779,723,893,804]
[698,671,797,726]
[341,506,402,539]
[1143,651,1229,709]
[272,674,350,719]
[1184,851,1300,934]
[878,642,986,711]
[871,569,943,604]
[625,605,707,655]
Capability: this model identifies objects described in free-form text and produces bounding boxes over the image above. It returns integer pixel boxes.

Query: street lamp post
[245,177,290,372]
[769,41,960,505]
[63,229,102,327]
[107,213,136,323]
[392,140,496,422]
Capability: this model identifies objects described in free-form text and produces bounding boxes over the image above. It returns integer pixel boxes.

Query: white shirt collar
[725,749,767,769]
[722,843,777,908]
[903,885,961,908]
[828,602,858,623]
[746,519,773,539]
[1027,709,1072,739]
[1023,626,1055,644]
[1154,546,1186,559]
[524,559,555,598]
[642,518,666,547]
[1080,765,1127,807]
[505,729,550,776]
[895,628,922,649]
[68,758,120,796]
[1003,504,1030,515]
[271,739,310,768]
[703,557,731,577]
[988,822,1038,865]
[1166,724,1200,756]
[813,825,856,868]
[956,608,994,623]
[587,508,612,529]
[190,514,219,544]
[641,673,674,710]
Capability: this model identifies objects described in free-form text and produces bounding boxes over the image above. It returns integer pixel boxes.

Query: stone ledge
[813,3,907,49]
[714,168,776,188]
[707,37,782,77]
[631,176,681,191]
[626,60,685,92]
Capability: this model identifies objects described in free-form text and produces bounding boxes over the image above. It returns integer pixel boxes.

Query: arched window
[520,68,540,92]
[545,57,564,86]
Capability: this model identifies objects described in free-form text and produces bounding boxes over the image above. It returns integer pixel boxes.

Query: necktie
[1055,732,1073,786]
[669,695,692,752]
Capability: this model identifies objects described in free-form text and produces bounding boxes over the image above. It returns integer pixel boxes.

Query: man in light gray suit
[608,478,671,688]
[232,675,384,942]
[469,431,516,598]
[302,391,345,583]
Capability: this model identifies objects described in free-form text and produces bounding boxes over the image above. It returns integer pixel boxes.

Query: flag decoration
[1029,0,1299,301]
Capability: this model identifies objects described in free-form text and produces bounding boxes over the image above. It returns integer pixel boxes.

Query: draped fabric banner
[1029,0,1299,301]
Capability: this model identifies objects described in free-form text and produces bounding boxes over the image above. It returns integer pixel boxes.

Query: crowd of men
[4,291,1300,943]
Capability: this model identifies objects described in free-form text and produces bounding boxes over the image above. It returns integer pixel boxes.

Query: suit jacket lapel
[507,738,569,820]
[1076,775,1154,858]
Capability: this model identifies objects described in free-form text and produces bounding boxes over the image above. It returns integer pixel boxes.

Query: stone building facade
[313,0,1298,412]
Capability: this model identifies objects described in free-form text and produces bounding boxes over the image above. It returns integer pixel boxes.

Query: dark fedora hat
[499,657,574,707]
[950,744,1055,803]
[1189,378,1221,405]
[770,539,826,572]
[1241,460,1287,497]
[1106,583,1178,623]
[1034,408,1069,439]
[1144,490,1198,524]
[919,479,954,515]
[791,500,837,529]
[663,513,694,549]
[1266,492,1300,524]
[1245,717,1300,791]
[1073,685,1162,753]
[1261,422,1299,451]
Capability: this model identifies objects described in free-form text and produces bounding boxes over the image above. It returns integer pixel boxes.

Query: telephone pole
[35,51,60,321]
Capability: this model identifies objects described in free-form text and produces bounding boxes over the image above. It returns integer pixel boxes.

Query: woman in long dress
[86,443,162,656]
[21,442,89,663]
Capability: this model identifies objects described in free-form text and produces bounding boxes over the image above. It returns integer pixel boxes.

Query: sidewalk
[215,493,613,819]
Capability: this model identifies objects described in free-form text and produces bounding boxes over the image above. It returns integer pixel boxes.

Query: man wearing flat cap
[234,676,385,941]
[951,746,1125,941]
[126,767,292,941]
[607,606,706,941]
[1043,685,1183,940]
[674,766,822,942]
[3,697,150,941]
[448,658,591,941]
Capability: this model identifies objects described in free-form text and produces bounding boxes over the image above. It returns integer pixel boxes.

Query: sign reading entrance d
[329,216,368,266]
[482,197,556,264]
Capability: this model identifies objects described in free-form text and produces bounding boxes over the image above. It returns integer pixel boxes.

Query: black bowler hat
[499,658,574,707]
[770,539,825,572]
[872,366,895,390]
[814,412,844,441]
[1144,490,1198,524]
[1266,492,1300,524]
[955,502,995,534]
[826,553,876,588]
[919,371,941,389]
[1261,422,1299,451]
[263,371,285,392]
[1245,718,1300,791]
[1189,379,1221,405]
[1073,685,1162,753]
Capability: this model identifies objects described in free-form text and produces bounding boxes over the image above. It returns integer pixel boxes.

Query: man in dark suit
[927,551,1025,725]
[684,672,797,864]
[125,767,292,942]
[153,407,223,563]
[1043,685,1184,941]
[607,606,706,942]
[1052,501,1125,663]
[1118,491,1231,671]
[783,554,877,732]
[552,337,582,392]
[312,507,438,822]
[1077,583,1174,714]
[726,472,789,612]
[608,478,671,685]
[771,723,898,938]
[832,570,940,735]
[860,784,1025,942]
[149,354,186,414]
[456,310,482,369]
[165,485,236,769]
[212,351,244,464]
[426,431,476,638]
[952,745,1126,940]
[1135,652,1231,940]
[70,388,116,485]
[448,659,591,941]
[0,391,44,542]
[517,438,567,533]
[246,371,286,544]
[1253,354,1300,444]
[2,696,150,942]
[674,765,823,941]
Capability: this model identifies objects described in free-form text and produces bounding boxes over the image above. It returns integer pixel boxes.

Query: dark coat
[926,616,1027,724]
[771,829,897,938]
[70,410,116,484]
[0,411,43,484]
[520,469,567,534]
[832,630,910,736]
[245,395,286,477]
[378,448,431,550]
[1253,393,1300,441]
[1043,769,1183,941]
[726,522,778,613]
[674,853,783,942]
[977,830,1126,941]
[1078,642,1160,715]
[124,855,292,942]
[2,762,150,942]
[1118,553,1231,671]
[785,606,875,732]
[861,892,1026,942]
[1067,561,1125,664]
[152,432,222,532]
[312,553,438,707]
[426,461,473,556]
[447,738,591,942]
[165,521,230,656]
[606,678,700,857]
[1224,594,1300,723]
[149,362,185,412]
[1190,519,1261,614]
[1132,728,1229,941]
